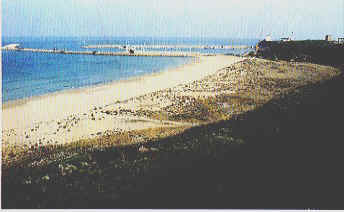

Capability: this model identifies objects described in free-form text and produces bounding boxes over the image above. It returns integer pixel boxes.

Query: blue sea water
[2,37,258,103]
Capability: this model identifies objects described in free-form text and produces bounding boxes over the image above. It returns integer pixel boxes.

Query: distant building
[337,38,344,44]
[280,37,292,42]
[325,35,332,41]
[264,35,272,41]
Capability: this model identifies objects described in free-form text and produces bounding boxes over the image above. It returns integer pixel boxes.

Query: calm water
[2,37,258,102]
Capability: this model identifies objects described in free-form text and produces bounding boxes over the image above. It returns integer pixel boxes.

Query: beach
[2,55,244,148]
[2,54,340,163]
[2,55,342,208]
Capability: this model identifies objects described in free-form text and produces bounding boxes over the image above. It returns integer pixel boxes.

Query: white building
[280,37,292,42]
[264,35,272,41]
[325,35,332,41]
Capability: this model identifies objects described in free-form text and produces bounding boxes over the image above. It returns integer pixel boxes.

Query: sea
[2,37,258,103]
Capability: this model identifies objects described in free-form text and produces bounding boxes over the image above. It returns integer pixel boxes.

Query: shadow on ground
[3,71,344,209]
[120,72,344,209]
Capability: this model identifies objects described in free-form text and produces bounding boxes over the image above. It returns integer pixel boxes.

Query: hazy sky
[2,0,344,40]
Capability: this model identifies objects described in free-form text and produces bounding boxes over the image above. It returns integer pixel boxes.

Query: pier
[2,43,252,57]
[2,46,208,57]
[82,44,250,50]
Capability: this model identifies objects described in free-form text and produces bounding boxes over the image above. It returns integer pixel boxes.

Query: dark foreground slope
[126,72,344,209]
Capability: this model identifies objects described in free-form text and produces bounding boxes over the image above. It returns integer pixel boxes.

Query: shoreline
[2,55,199,110]
[2,55,244,143]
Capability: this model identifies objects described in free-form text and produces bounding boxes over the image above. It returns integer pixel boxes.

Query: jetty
[82,44,250,50]
[2,43,252,57]
[1,45,210,57]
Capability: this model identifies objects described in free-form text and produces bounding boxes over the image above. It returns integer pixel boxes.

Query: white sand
[2,55,244,146]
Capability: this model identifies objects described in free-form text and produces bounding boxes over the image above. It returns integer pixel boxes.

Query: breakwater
[3,47,204,57]
[83,44,250,50]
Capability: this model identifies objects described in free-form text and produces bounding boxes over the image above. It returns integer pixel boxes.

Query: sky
[2,0,344,40]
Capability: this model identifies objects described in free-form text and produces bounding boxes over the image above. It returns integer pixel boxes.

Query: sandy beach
[3,54,342,208]
[2,55,244,148]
